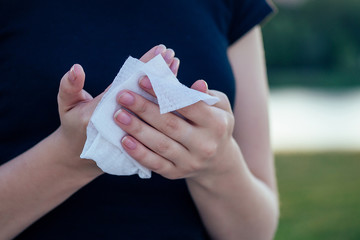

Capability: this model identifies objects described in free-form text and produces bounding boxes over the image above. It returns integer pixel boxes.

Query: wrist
[51,127,103,183]
[187,138,249,191]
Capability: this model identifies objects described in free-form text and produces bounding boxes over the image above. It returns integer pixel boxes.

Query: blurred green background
[274,152,360,240]
[262,0,360,239]
[263,0,360,89]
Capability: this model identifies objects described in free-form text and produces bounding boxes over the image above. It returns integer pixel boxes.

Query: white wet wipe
[80,55,219,178]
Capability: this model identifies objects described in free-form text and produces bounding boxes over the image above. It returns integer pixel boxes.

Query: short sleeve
[227,0,275,45]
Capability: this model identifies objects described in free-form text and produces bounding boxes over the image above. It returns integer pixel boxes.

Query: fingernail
[115,109,132,125]
[171,58,180,73]
[69,65,76,82]
[155,44,166,55]
[122,136,137,150]
[164,49,174,63]
[139,76,152,90]
[118,91,135,106]
[202,80,208,90]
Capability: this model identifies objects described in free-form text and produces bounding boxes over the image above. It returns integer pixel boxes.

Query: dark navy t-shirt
[0,0,273,239]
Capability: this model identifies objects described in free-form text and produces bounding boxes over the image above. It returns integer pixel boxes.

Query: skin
[0,26,278,239]
[0,45,179,239]
[116,27,279,239]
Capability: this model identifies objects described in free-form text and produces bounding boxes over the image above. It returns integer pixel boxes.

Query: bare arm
[230,27,277,191]
[0,129,102,239]
[0,45,176,239]
[0,62,104,239]
[184,26,278,239]
[115,27,278,240]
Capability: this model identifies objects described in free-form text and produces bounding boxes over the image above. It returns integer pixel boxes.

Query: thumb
[58,64,92,113]
[191,80,231,111]
[191,79,208,93]
[80,82,114,119]
[83,89,106,115]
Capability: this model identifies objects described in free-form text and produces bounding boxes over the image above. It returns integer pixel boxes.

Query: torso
[0,0,271,238]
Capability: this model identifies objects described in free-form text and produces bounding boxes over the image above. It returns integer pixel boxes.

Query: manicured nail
[139,76,152,90]
[171,58,180,73]
[118,91,135,106]
[122,136,137,150]
[115,109,132,125]
[164,49,174,63]
[155,44,166,55]
[202,80,208,90]
[68,65,76,82]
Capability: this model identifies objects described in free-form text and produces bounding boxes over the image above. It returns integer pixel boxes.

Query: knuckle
[168,48,175,56]
[79,107,91,129]
[148,160,163,172]
[198,141,217,159]
[213,90,228,102]
[212,112,234,138]
[174,171,186,180]
[138,150,150,162]
[218,91,228,101]
[227,113,235,133]
[213,115,229,138]
[154,139,171,155]
[200,107,211,120]
[162,167,185,180]
[131,121,143,135]
[188,160,201,173]
[165,173,178,180]
[136,98,149,114]
[160,116,180,133]
[178,105,192,116]
[132,146,149,163]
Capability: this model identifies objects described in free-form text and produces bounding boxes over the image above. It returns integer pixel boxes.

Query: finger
[176,100,215,126]
[170,80,214,125]
[139,44,166,63]
[190,79,208,93]
[191,80,232,111]
[140,78,204,99]
[66,83,110,132]
[116,91,193,144]
[170,57,180,76]
[138,76,154,93]
[137,77,215,126]
[58,64,92,113]
[114,107,189,164]
[121,136,181,179]
[191,80,231,112]
[162,48,175,65]
[138,57,180,97]
[208,90,232,112]
[175,82,232,122]
[140,45,176,67]
[83,90,106,115]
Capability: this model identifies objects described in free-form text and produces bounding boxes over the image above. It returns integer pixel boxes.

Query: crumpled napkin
[80,54,219,178]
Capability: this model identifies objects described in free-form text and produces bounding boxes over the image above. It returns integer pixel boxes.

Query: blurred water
[269,87,360,152]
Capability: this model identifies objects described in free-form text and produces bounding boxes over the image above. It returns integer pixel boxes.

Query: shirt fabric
[0,0,273,239]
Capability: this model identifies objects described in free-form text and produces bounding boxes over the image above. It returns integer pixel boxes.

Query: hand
[114,75,236,180]
[56,44,179,174]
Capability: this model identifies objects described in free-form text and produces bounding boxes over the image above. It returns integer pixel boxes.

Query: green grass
[274,152,360,240]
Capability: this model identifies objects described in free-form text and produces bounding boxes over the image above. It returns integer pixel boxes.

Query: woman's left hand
[114,77,237,180]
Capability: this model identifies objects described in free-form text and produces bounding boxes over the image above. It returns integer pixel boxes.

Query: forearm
[186,138,279,240]
[0,128,101,239]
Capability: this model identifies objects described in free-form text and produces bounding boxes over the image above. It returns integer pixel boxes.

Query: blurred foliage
[262,0,360,87]
[268,68,360,88]
[275,152,360,240]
